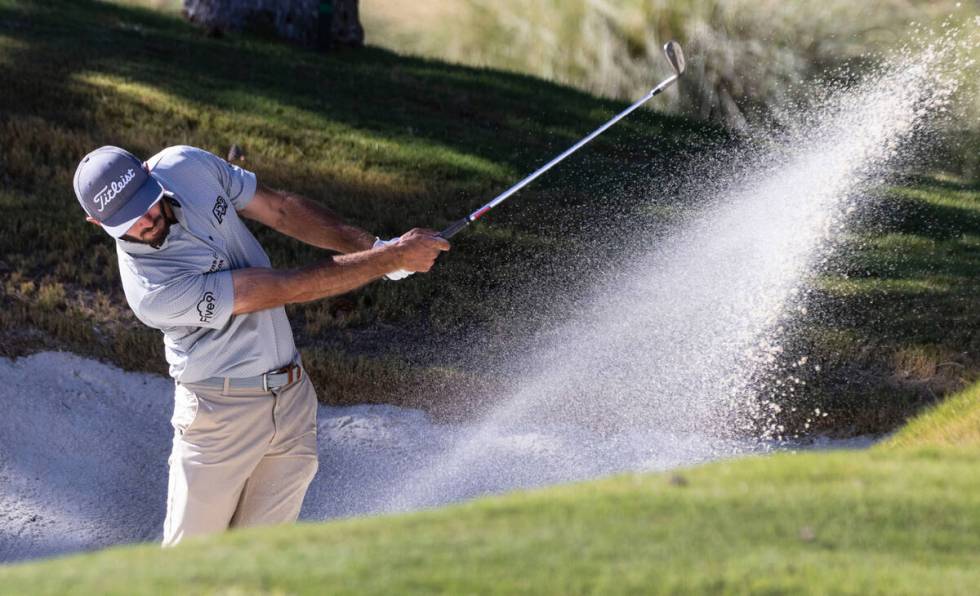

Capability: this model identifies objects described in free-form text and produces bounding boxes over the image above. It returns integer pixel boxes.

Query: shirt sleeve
[137,269,235,330]
[194,149,258,211]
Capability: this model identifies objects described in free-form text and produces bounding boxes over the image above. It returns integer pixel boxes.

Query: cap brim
[101,176,165,238]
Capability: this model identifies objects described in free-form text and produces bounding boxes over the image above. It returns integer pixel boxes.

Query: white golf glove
[373,237,414,281]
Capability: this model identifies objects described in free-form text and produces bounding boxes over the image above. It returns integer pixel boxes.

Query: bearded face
[120,198,177,248]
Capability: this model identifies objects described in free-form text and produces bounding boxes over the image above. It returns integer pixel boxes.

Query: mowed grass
[884,379,980,449]
[1,381,978,595]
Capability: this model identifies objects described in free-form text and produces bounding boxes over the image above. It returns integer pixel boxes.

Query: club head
[663,41,685,76]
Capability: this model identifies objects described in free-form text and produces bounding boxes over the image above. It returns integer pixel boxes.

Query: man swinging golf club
[68,38,681,546]
[72,144,449,546]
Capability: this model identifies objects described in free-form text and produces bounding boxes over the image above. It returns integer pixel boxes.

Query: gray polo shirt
[116,145,297,383]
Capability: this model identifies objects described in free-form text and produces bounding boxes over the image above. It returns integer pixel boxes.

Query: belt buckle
[263,364,299,392]
[262,366,282,392]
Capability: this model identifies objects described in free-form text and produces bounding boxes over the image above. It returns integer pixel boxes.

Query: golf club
[439,40,686,239]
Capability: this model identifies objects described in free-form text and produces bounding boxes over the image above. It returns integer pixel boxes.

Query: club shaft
[440,74,678,238]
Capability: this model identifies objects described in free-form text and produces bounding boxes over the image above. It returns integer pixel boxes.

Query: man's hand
[391,229,450,274]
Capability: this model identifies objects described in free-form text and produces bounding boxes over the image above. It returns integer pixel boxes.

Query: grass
[1,3,977,592]
[0,0,976,433]
[883,379,980,449]
[362,0,979,149]
[0,0,715,410]
[1,380,977,594]
[771,177,980,435]
[1,3,978,593]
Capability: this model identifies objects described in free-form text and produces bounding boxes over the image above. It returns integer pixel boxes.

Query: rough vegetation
[0,0,975,434]
[364,0,979,168]
[883,377,980,449]
[0,0,709,414]
[770,177,980,435]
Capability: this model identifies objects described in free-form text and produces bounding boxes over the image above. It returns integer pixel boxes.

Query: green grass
[0,0,715,410]
[362,0,980,150]
[771,177,980,435]
[2,380,978,594]
[883,379,980,449]
[2,4,978,593]
[0,0,977,432]
[1,4,977,592]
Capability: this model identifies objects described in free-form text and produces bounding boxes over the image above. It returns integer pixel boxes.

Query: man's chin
[122,222,170,248]
[146,226,170,248]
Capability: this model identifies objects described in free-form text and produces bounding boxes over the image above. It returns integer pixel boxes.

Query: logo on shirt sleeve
[212,196,228,224]
[197,291,217,323]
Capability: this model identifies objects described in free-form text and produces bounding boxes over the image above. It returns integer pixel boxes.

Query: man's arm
[238,183,376,253]
[231,229,448,315]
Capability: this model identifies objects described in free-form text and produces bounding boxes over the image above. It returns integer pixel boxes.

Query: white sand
[0,351,756,564]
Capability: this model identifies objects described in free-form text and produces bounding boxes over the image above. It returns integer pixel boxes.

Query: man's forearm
[231,246,402,315]
[280,191,375,253]
[253,186,376,253]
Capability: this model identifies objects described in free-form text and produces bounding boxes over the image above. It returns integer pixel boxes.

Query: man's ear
[85,216,102,227]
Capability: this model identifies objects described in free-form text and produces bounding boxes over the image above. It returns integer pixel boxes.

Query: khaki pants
[162,374,319,547]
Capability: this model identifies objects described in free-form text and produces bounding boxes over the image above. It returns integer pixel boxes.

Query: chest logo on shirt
[212,196,228,224]
[197,291,216,323]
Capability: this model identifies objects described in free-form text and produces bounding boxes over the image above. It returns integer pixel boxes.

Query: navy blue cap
[73,146,164,238]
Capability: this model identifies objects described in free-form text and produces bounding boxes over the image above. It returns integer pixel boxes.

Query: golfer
[72,145,449,546]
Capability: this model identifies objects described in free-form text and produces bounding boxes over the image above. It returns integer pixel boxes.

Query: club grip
[439,217,470,239]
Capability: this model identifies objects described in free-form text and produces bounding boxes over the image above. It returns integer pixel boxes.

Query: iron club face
[664,41,686,76]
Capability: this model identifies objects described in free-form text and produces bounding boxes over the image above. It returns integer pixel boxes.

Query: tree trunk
[182,0,363,49]
[321,0,364,49]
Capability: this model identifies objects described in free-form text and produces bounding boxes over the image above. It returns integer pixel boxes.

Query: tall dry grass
[363,0,977,141]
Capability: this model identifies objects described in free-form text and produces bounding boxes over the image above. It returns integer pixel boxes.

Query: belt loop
[223,377,230,394]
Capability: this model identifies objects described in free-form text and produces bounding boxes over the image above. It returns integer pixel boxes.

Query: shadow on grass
[0,0,715,279]
[0,0,710,201]
[873,193,980,242]
[0,0,720,411]
[775,176,980,435]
